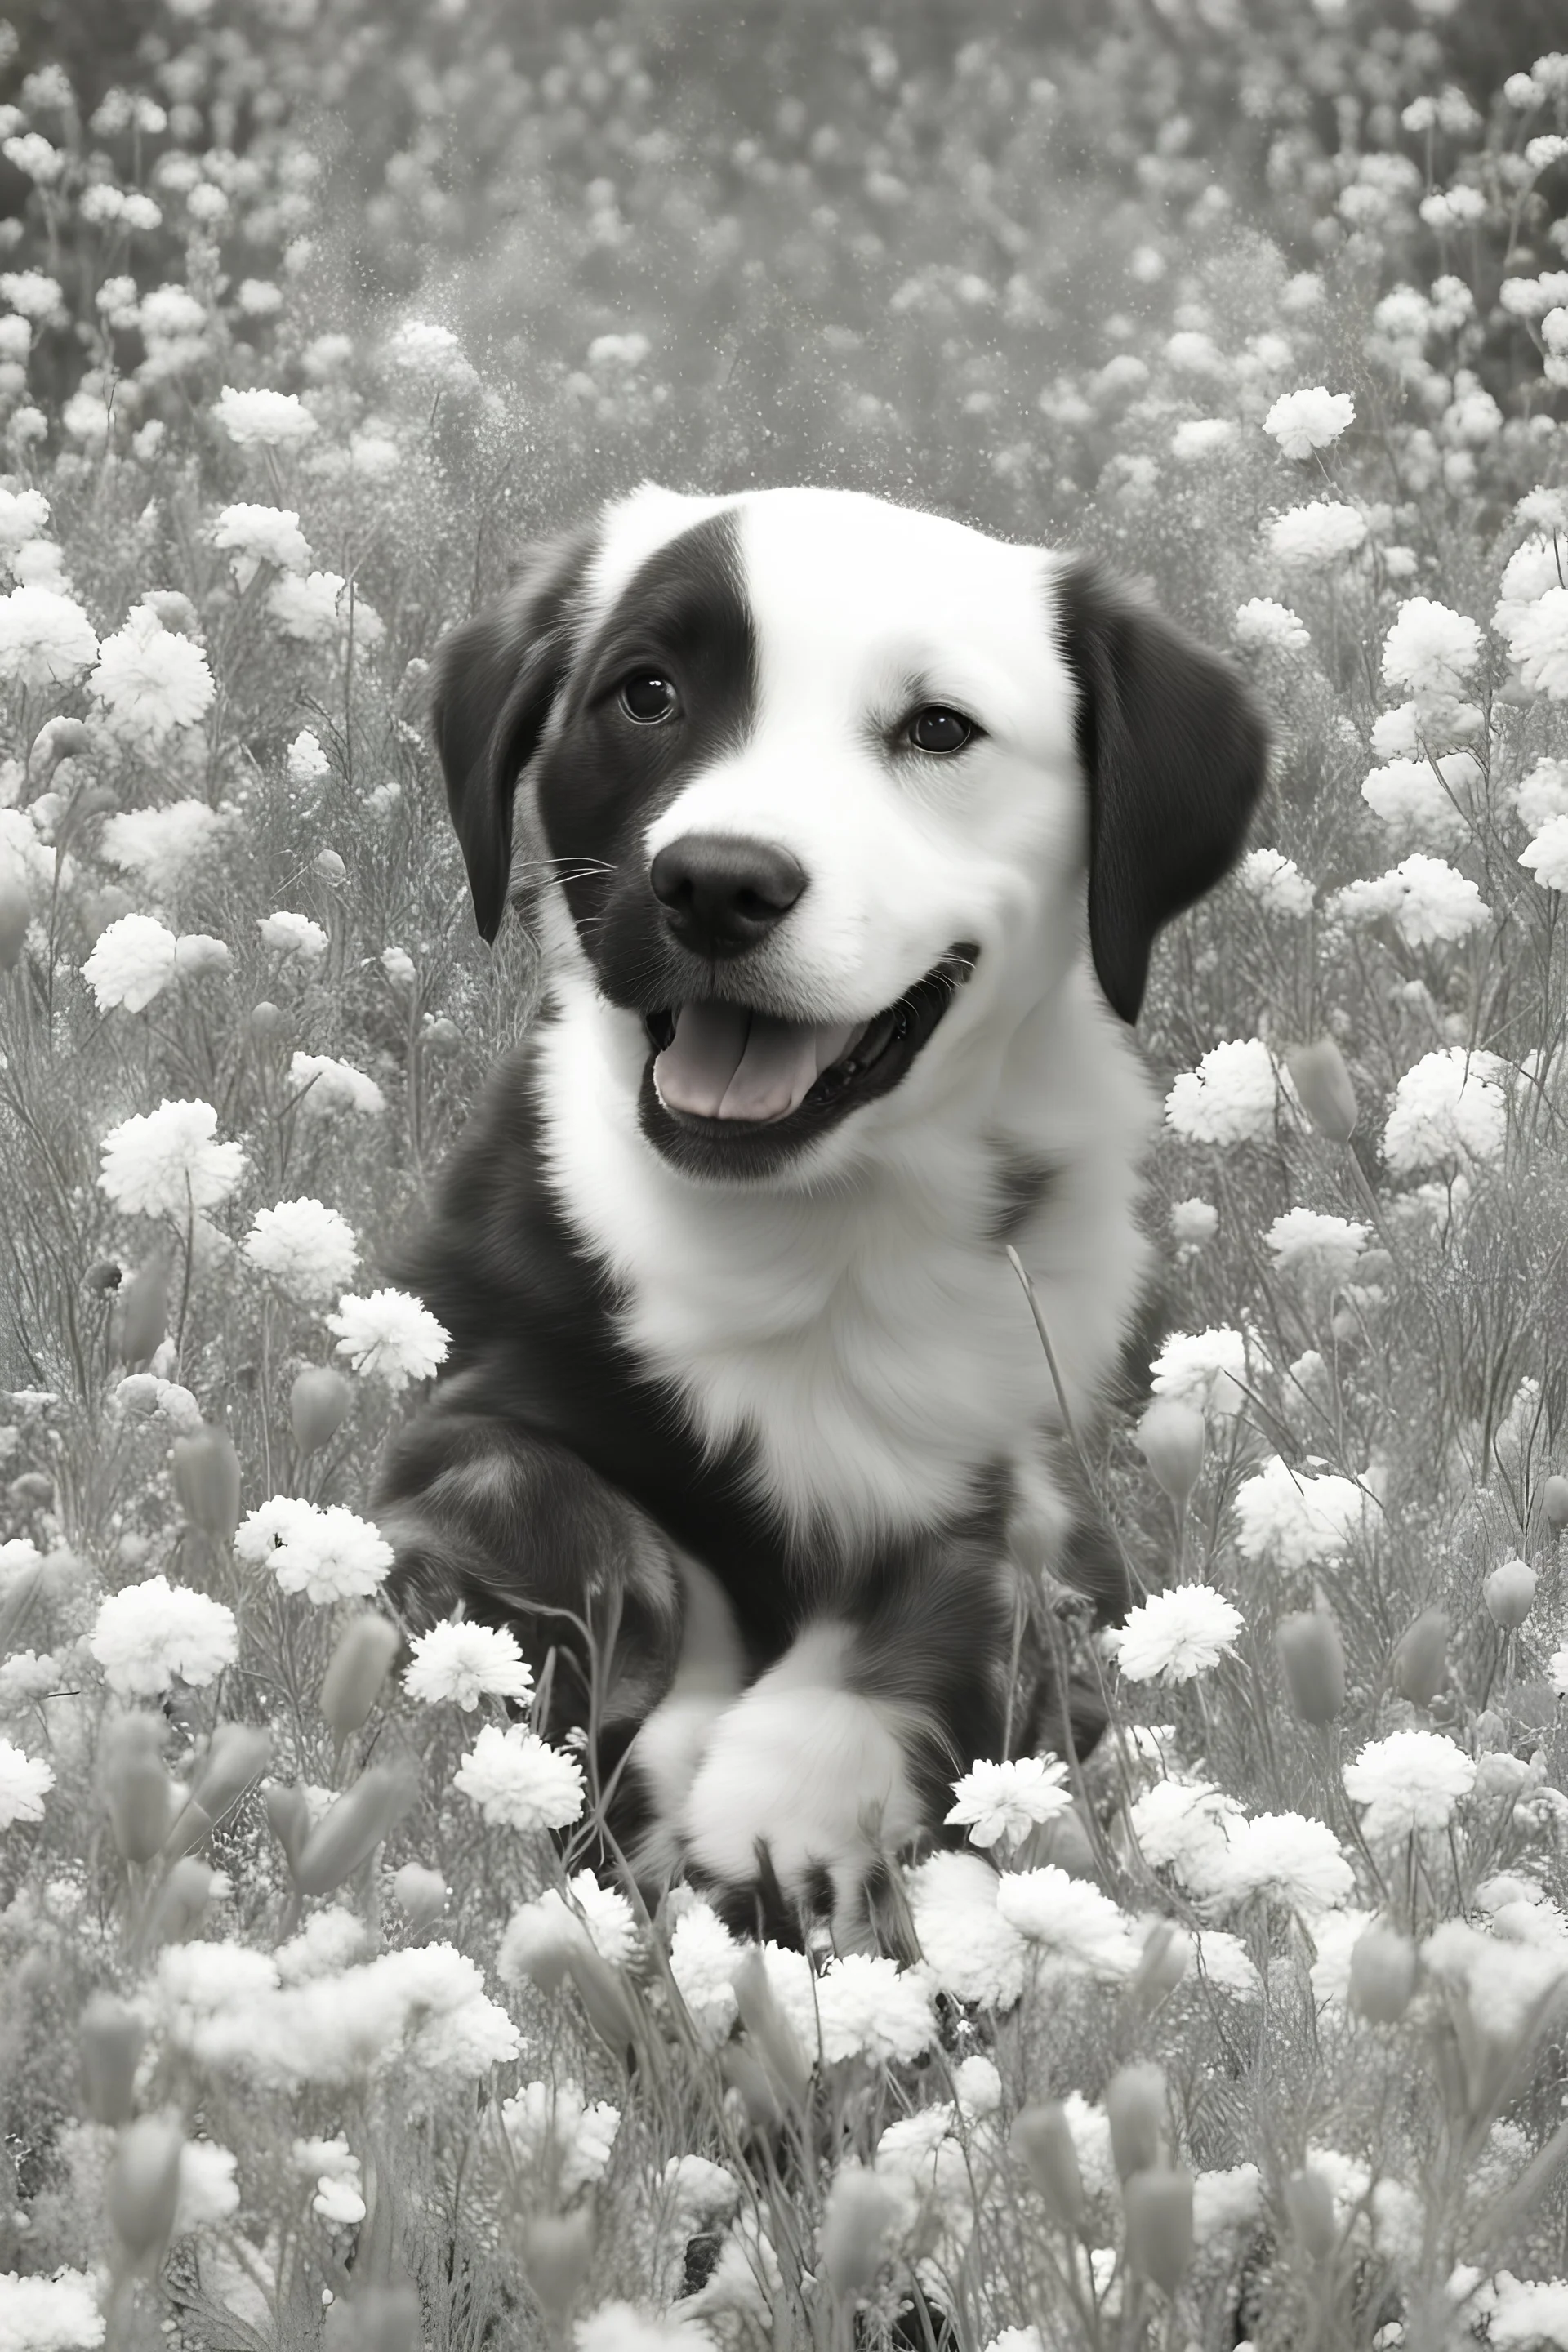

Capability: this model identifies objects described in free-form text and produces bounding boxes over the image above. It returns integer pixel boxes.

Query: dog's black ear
[429,528,597,942]
[1055,557,1268,1025]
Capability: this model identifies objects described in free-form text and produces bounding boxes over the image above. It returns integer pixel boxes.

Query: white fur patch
[681,1622,924,1931]
[625,1552,746,1880]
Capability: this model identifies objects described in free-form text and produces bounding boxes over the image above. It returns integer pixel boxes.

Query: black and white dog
[375,484,1265,1947]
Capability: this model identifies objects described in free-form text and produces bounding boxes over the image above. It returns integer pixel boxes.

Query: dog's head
[431,485,1266,1184]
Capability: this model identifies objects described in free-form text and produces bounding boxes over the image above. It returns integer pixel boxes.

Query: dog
[373,483,1266,1949]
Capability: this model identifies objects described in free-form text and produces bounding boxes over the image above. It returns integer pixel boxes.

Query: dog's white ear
[429,528,596,942]
[1055,557,1268,1024]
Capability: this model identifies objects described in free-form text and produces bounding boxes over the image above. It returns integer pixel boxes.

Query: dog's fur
[374,484,1266,1946]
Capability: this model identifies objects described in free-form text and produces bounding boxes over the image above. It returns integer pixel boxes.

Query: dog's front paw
[681,1629,928,1953]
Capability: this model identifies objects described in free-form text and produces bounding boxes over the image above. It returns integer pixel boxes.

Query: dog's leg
[372,1392,685,1772]
[682,1523,1019,1953]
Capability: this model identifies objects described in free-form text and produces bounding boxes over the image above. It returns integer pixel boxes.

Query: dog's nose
[648,833,807,956]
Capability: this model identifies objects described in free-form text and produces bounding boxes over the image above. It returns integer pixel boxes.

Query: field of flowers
[2,0,1568,2345]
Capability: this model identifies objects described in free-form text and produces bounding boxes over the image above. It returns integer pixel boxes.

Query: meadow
[2,0,1568,2345]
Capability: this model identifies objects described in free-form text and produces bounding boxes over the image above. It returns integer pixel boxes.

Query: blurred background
[6,0,1565,587]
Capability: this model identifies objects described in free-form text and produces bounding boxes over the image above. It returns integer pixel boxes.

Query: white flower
[0,1735,53,1826]
[1264,1209,1368,1283]
[0,270,65,318]
[669,1901,742,2047]
[99,1099,246,1218]
[1214,1811,1354,1914]
[173,2140,239,2234]
[3,132,65,184]
[1128,1778,1243,1898]
[1233,1455,1365,1569]
[1329,855,1490,947]
[1170,417,1235,461]
[1115,1584,1242,1684]
[1192,2164,1264,2246]
[327,1287,448,1390]
[0,487,49,560]
[455,1726,586,1831]
[213,385,318,449]
[0,2268,106,2350]
[1165,1036,1291,1145]
[1508,586,1568,698]
[266,568,382,645]
[1515,757,1568,835]
[403,1619,532,1710]
[0,583,99,688]
[661,2155,741,2229]
[98,800,234,894]
[388,319,478,385]
[575,2305,717,2352]
[1233,597,1310,652]
[1263,385,1355,458]
[1237,845,1314,913]
[501,2080,620,2198]
[1267,502,1368,569]
[238,1497,393,1606]
[1494,539,1563,641]
[0,1650,60,1713]
[1306,1906,1379,2010]
[89,608,215,746]
[946,1754,1071,1847]
[212,502,310,586]
[1149,1325,1249,1419]
[1343,1730,1477,1842]
[815,1953,938,2060]
[905,1849,1030,2007]
[243,1199,359,1304]
[258,909,327,963]
[83,915,178,1012]
[1522,815,1568,892]
[91,1574,238,1697]
[1381,597,1483,699]
[1485,2280,1568,2350]
[288,1052,387,1120]
[995,1865,1138,1976]
[1169,1196,1218,1245]
[1383,1046,1508,1176]
[1361,753,1479,853]
[286,729,329,786]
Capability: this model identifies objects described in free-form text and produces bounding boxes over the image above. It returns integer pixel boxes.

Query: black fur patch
[1054,559,1268,1024]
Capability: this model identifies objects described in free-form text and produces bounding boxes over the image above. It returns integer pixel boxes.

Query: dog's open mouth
[644,945,979,1129]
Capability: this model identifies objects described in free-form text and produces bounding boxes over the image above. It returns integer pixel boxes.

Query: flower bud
[1122,2166,1194,2296]
[293,1762,420,1897]
[103,1713,172,1864]
[1012,2100,1085,2227]
[1106,2063,1167,2184]
[1485,1558,1537,1632]
[518,2210,595,2327]
[1348,1922,1418,2025]
[1284,2165,1339,2261]
[564,1942,640,2068]
[1285,1039,1358,1144]
[1392,1606,1448,1708]
[31,716,92,775]
[145,1856,216,1949]
[1129,1919,1190,2006]
[719,2039,785,2132]
[115,1250,170,1368]
[263,1779,311,1873]
[391,1862,446,1931]
[314,849,346,885]
[320,1613,400,1744]
[1544,1476,1568,1533]
[821,2163,907,2293]
[1276,1609,1346,1724]
[291,1365,353,1454]
[250,999,287,1041]
[1135,1399,1205,1507]
[732,1948,810,2108]
[189,1721,271,1825]
[80,1993,146,2125]
[107,2114,184,2262]
[0,878,29,969]
[423,1017,460,1053]
[171,1423,241,1546]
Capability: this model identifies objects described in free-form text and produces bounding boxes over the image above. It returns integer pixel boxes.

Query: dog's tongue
[654,1000,863,1122]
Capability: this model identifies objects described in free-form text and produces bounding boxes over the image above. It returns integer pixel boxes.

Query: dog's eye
[619,671,679,724]
[905,706,974,755]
